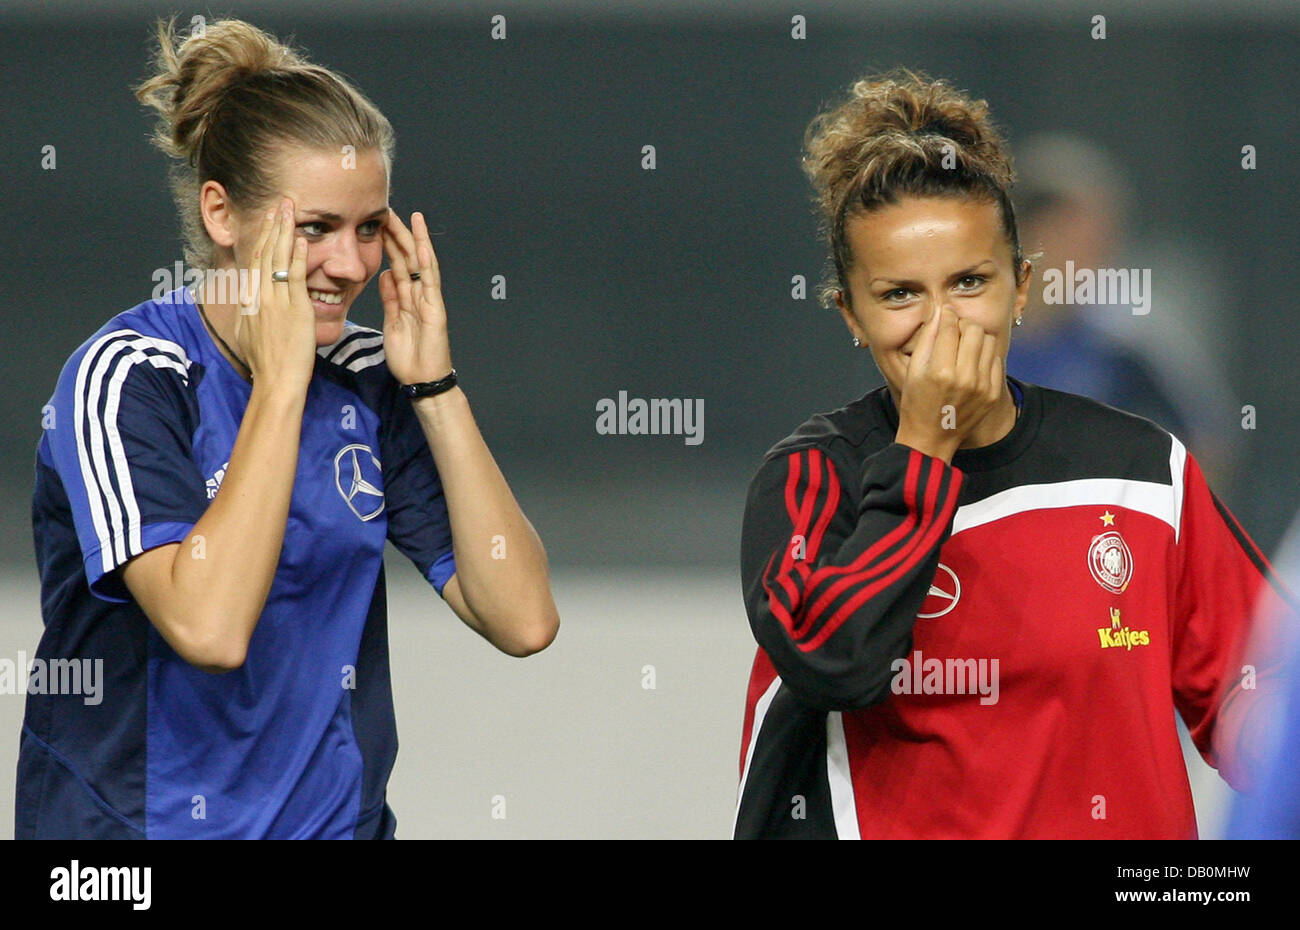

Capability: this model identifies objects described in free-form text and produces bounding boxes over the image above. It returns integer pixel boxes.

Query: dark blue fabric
[1008,313,1191,439]
[19,287,454,838]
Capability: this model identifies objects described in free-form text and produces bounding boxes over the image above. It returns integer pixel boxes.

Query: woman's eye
[296,220,382,238]
[883,289,910,302]
[957,275,986,289]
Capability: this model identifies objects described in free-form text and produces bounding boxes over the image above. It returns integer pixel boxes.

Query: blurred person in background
[1009,133,1237,488]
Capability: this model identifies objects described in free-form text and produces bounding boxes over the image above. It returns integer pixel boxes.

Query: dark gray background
[2,0,1296,570]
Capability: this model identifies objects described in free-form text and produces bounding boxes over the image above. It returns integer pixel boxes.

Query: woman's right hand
[894,303,1002,462]
[234,198,317,389]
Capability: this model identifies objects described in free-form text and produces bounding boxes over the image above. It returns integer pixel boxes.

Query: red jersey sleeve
[1171,449,1291,790]
[740,441,964,711]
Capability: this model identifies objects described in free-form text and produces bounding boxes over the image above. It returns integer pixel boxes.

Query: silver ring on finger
[271,270,290,283]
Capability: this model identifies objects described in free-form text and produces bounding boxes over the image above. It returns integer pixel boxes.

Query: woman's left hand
[379,209,454,384]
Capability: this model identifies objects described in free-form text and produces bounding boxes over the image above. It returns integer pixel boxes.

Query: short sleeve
[378,377,456,597]
[41,330,208,602]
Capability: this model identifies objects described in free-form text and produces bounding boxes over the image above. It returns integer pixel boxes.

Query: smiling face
[204,144,390,346]
[835,195,1031,404]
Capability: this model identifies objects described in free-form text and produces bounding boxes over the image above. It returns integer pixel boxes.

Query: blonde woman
[19,18,557,839]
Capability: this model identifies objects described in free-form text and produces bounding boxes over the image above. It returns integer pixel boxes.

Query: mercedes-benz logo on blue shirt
[334,443,385,521]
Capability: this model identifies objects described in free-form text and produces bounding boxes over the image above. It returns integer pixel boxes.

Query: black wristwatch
[402,369,458,399]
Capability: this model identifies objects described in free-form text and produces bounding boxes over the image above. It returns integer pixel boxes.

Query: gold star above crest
[1100,511,1116,526]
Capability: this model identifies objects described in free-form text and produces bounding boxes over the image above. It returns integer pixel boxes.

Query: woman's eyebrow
[298,206,391,222]
[871,260,996,286]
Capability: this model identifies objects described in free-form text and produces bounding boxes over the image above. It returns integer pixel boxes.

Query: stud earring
[1014,316,1023,327]
[852,337,861,347]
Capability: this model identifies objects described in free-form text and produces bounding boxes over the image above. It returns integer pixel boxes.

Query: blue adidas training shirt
[19,285,457,839]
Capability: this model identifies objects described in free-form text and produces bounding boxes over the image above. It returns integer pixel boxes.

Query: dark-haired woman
[733,69,1285,839]
[18,18,557,839]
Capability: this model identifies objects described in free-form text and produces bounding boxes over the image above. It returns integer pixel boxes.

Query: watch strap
[402,369,458,398]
